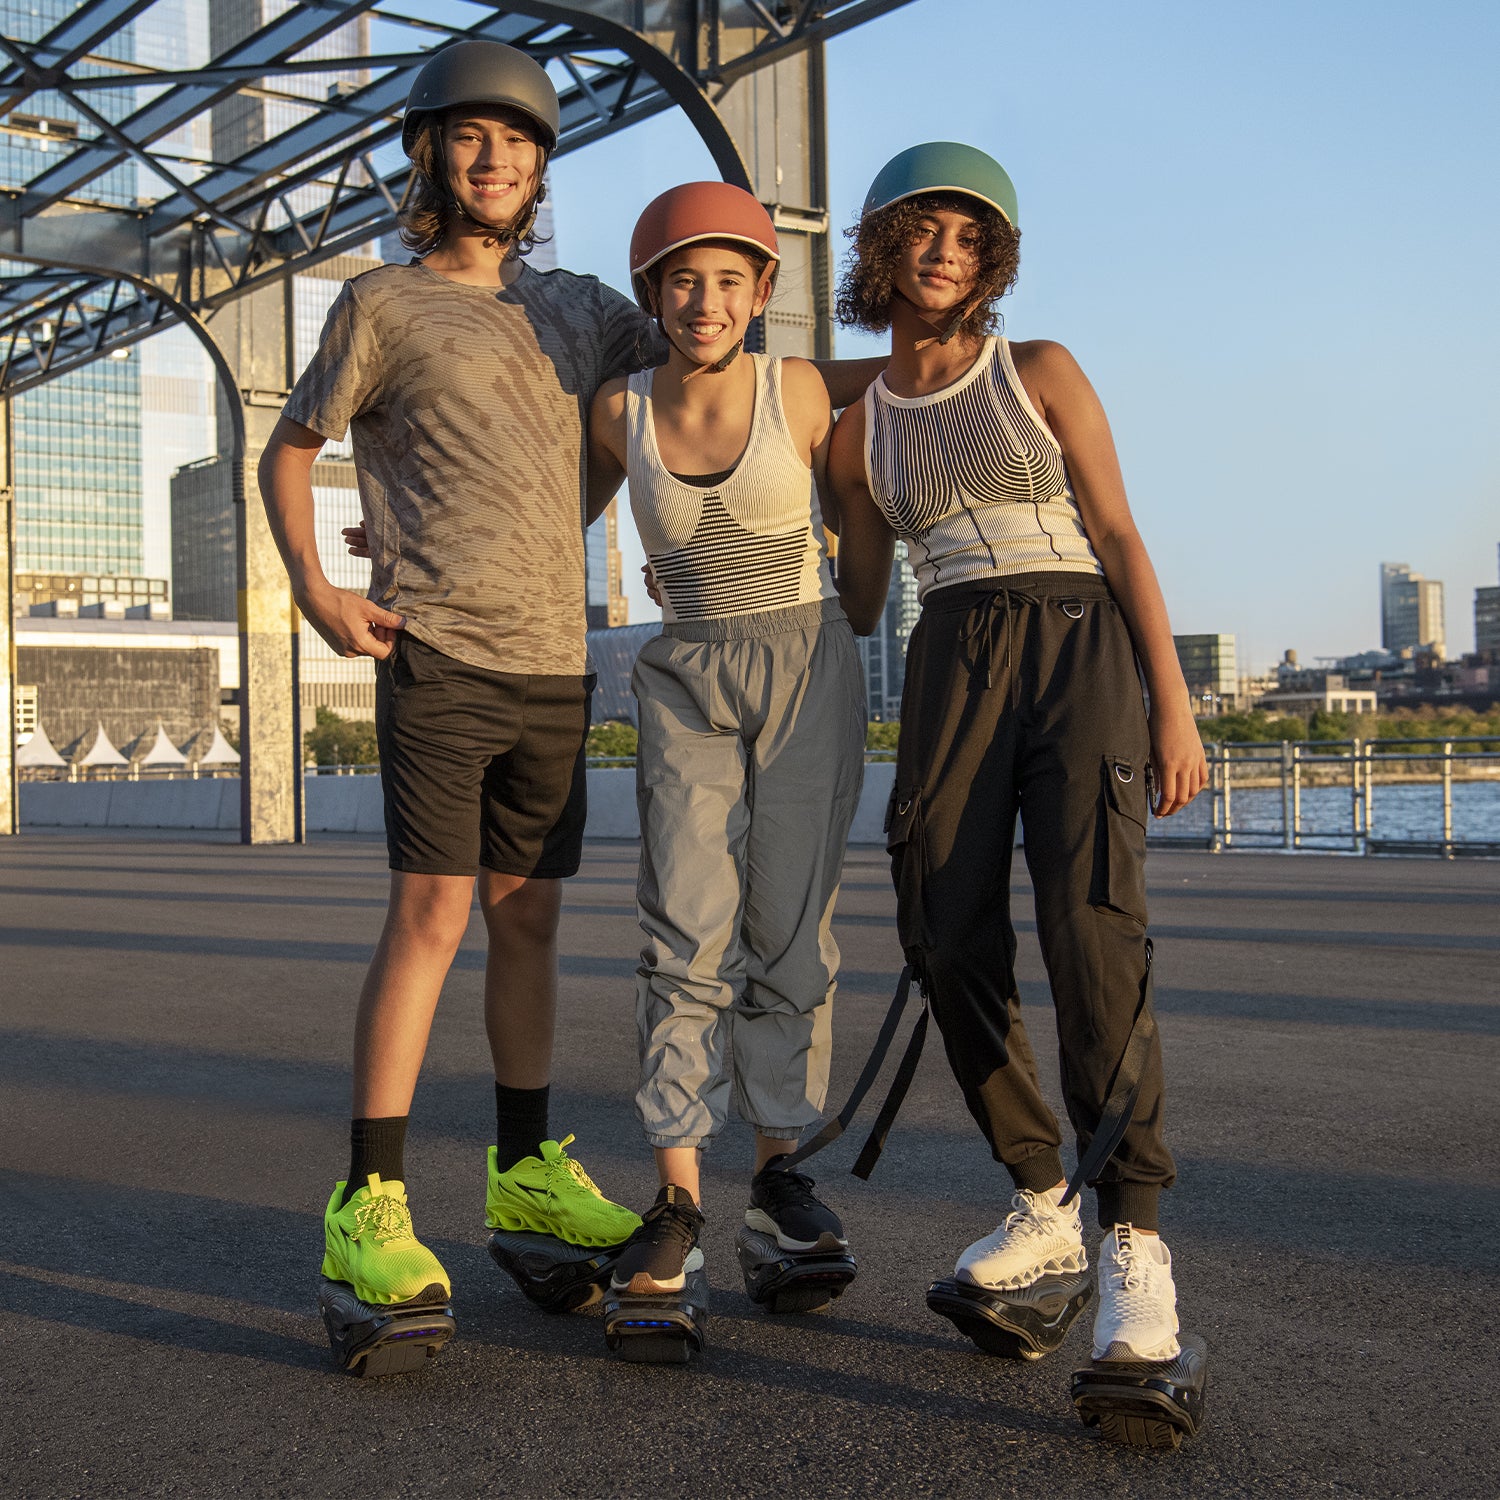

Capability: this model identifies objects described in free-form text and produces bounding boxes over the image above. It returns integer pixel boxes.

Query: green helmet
[862,142,1018,228]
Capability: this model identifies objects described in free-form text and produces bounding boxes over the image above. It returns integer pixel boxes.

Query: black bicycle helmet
[402,40,560,157]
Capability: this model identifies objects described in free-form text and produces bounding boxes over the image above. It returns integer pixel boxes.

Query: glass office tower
[2,0,150,580]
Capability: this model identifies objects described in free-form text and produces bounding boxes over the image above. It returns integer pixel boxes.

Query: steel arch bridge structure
[0,0,911,838]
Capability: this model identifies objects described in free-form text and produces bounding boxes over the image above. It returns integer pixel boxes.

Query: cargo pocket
[1090,756,1149,925]
[886,784,933,966]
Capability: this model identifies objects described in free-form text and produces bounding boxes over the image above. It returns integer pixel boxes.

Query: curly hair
[835,192,1020,338]
[397,114,551,259]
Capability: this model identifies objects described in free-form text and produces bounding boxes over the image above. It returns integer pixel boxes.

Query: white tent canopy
[137,723,189,767]
[78,722,128,767]
[193,725,241,767]
[16,722,67,768]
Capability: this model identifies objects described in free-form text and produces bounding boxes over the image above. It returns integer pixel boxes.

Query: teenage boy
[260,40,653,1319]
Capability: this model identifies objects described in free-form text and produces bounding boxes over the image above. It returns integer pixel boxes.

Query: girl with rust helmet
[586,182,867,1360]
[830,143,1210,1446]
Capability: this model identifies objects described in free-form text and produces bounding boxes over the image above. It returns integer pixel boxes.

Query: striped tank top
[625,354,837,623]
[863,336,1103,601]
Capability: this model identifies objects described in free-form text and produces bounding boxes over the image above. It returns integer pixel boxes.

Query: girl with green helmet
[586,182,867,1357]
[831,142,1209,1444]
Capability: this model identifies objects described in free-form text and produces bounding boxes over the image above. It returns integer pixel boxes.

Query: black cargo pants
[888,572,1175,1230]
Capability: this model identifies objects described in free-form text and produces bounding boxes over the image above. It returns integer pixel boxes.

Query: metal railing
[1148,737,1500,857]
[28,740,1500,857]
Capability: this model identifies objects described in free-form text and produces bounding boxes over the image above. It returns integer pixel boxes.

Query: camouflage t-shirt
[284,260,657,675]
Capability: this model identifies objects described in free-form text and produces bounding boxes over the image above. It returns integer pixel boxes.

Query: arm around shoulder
[811,353,888,411]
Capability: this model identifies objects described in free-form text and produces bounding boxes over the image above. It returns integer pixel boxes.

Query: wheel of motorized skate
[765,1282,838,1316]
[602,1268,709,1364]
[927,1272,1092,1362]
[1071,1333,1207,1448]
[487,1229,620,1315]
[316,1276,455,1378]
[614,1330,697,1364]
[1096,1412,1183,1450]
[736,1224,856,1316]
[955,1315,1045,1361]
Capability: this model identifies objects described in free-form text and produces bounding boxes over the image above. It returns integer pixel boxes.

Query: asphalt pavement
[2,832,1496,1499]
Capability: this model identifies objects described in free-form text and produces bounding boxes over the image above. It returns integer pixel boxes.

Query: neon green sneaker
[485,1136,642,1247]
[322,1175,451,1307]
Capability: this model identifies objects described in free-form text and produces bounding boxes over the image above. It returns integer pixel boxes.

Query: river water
[1148,781,1500,850]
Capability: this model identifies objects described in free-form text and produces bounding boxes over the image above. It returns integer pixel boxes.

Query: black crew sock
[341,1116,408,1207]
[494,1082,550,1173]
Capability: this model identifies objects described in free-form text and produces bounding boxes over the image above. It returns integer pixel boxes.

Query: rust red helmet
[629,182,779,308]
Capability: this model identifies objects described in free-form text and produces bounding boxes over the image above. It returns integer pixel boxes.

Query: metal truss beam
[0,1,912,396]
[0,0,911,843]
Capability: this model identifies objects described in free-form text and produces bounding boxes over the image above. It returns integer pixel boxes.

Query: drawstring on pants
[957,589,1087,706]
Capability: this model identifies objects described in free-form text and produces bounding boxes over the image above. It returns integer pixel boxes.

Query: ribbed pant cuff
[645,1133,712,1151]
[1007,1148,1066,1194]
[1096,1182,1161,1232]
[747,1125,806,1141]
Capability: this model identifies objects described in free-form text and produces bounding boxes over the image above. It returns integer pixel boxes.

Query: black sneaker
[746,1156,848,1253]
[610,1185,704,1293]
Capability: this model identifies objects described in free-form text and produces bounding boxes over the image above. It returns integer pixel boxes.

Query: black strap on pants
[776,939,1157,1196]
[774,964,929,1180]
[1059,938,1157,1207]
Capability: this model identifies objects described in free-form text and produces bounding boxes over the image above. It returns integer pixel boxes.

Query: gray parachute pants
[631,598,867,1150]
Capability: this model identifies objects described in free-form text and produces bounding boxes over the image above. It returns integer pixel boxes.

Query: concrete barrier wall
[19,761,901,846]
[21,777,240,830]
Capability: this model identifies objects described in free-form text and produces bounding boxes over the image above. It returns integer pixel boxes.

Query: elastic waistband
[922,571,1113,613]
[662,596,846,641]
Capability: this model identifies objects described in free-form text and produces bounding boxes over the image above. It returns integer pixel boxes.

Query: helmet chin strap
[900,279,994,352]
[680,339,743,382]
[650,300,745,383]
[451,179,546,251]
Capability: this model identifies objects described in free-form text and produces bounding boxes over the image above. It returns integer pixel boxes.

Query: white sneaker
[1092,1224,1181,1361]
[955,1185,1087,1290]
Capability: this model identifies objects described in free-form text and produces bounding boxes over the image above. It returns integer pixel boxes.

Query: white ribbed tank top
[864,336,1103,601]
[625,354,837,623]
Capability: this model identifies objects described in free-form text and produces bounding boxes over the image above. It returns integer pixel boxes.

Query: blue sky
[546,0,1499,671]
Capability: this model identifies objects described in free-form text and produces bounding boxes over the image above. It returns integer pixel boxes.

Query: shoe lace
[1109,1226,1151,1292]
[757,1165,820,1215]
[1001,1189,1055,1240]
[352,1193,413,1244]
[633,1195,702,1254]
[549,1134,602,1197]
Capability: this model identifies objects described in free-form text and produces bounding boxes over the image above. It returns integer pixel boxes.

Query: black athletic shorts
[374,632,593,878]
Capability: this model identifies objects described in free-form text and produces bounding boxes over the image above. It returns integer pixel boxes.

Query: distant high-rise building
[1380,562,1410,650]
[1380,562,1445,657]
[1173,634,1238,715]
[857,551,919,721]
[586,501,629,630]
[4,0,215,593]
[1476,586,1500,654]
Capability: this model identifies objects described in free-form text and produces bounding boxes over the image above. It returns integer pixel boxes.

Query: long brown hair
[397,114,551,259]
